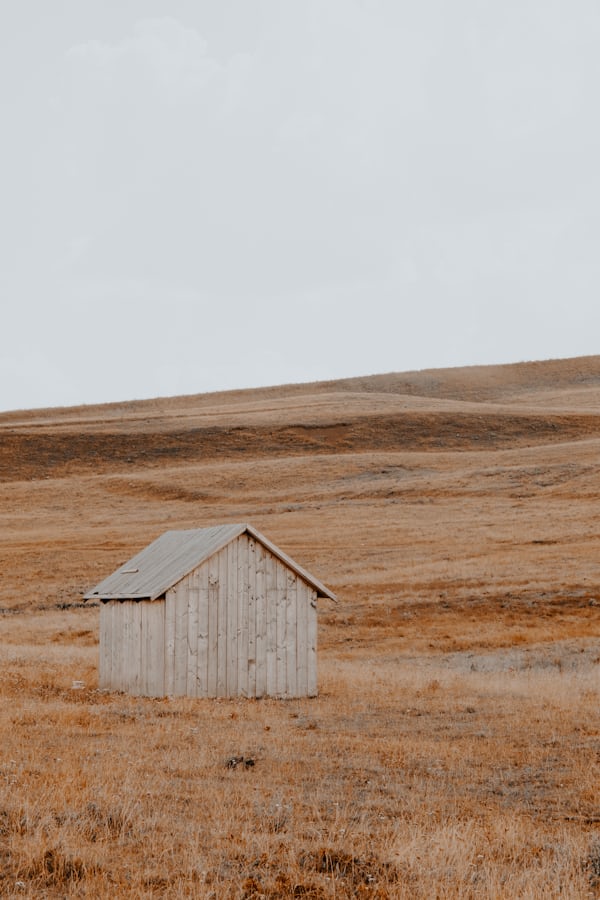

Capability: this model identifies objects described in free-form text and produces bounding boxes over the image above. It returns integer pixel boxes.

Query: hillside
[1,355,599,897]
[1,354,599,621]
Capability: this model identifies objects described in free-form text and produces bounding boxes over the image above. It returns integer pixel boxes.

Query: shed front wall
[163,532,317,699]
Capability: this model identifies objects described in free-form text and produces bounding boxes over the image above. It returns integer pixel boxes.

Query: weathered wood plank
[247,537,257,698]
[276,559,287,697]
[146,599,165,697]
[158,599,167,696]
[133,602,144,694]
[164,589,176,696]
[207,553,219,698]
[226,539,238,697]
[307,588,318,697]
[123,602,130,691]
[125,600,139,694]
[130,601,142,695]
[112,602,121,691]
[121,600,132,692]
[296,581,308,697]
[187,572,199,697]
[128,600,137,693]
[254,540,267,698]
[174,580,188,696]
[285,571,297,698]
[237,535,249,698]
[139,601,148,695]
[266,550,278,697]
[99,602,111,690]
[197,562,209,698]
[98,604,105,689]
[141,601,149,697]
[117,603,125,691]
[217,547,228,697]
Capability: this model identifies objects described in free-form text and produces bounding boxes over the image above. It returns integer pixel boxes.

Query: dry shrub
[25,847,89,886]
[300,847,398,890]
[586,841,600,890]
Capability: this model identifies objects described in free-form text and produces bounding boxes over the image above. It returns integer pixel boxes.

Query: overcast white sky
[1,1,599,411]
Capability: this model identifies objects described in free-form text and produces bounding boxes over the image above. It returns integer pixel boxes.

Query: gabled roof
[84,523,336,602]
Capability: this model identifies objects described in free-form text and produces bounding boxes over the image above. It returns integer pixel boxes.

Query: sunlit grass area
[0,609,599,898]
[1,358,600,896]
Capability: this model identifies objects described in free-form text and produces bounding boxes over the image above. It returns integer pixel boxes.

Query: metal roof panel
[84,524,336,601]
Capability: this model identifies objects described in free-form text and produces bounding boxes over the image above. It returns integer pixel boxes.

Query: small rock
[225,756,256,769]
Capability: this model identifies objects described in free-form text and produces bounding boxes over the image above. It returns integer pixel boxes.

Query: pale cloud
[67,17,222,95]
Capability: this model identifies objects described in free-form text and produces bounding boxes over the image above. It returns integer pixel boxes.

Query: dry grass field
[1,355,599,898]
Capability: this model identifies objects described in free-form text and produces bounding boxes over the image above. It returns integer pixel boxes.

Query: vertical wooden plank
[147,599,165,697]
[121,601,131,692]
[98,603,106,690]
[247,537,257,698]
[174,580,188,696]
[142,601,151,697]
[114,601,123,691]
[237,535,249,698]
[266,550,278,697]
[134,601,142,694]
[307,588,318,697]
[187,572,199,698]
[117,603,125,691]
[276,560,287,698]
[164,589,176,696]
[98,604,105,689]
[226,540,238,697]
[254,540,267,698]
[207,556,219,698]
[142,600,150,698]
[127,601,136,693]
[217,547,228,697]
[197,562,209,698]
[119,602,127,691]
[99,603,110,690]
[130,601,142,695]
[113,602,123,692]
[285,571,297,698]
[132,600,140,692]
[139,601,148,696]
[296,581,308,697]
[158,599,166,696]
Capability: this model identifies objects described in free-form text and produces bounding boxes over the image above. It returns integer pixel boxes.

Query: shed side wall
[99,598,165,696]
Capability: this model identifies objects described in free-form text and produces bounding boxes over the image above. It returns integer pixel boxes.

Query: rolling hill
[1,355,599,896]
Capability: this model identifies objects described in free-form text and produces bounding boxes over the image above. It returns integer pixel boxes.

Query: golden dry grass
[1,356,600,897]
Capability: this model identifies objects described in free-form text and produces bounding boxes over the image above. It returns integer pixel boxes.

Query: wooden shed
[84,524,335,699]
